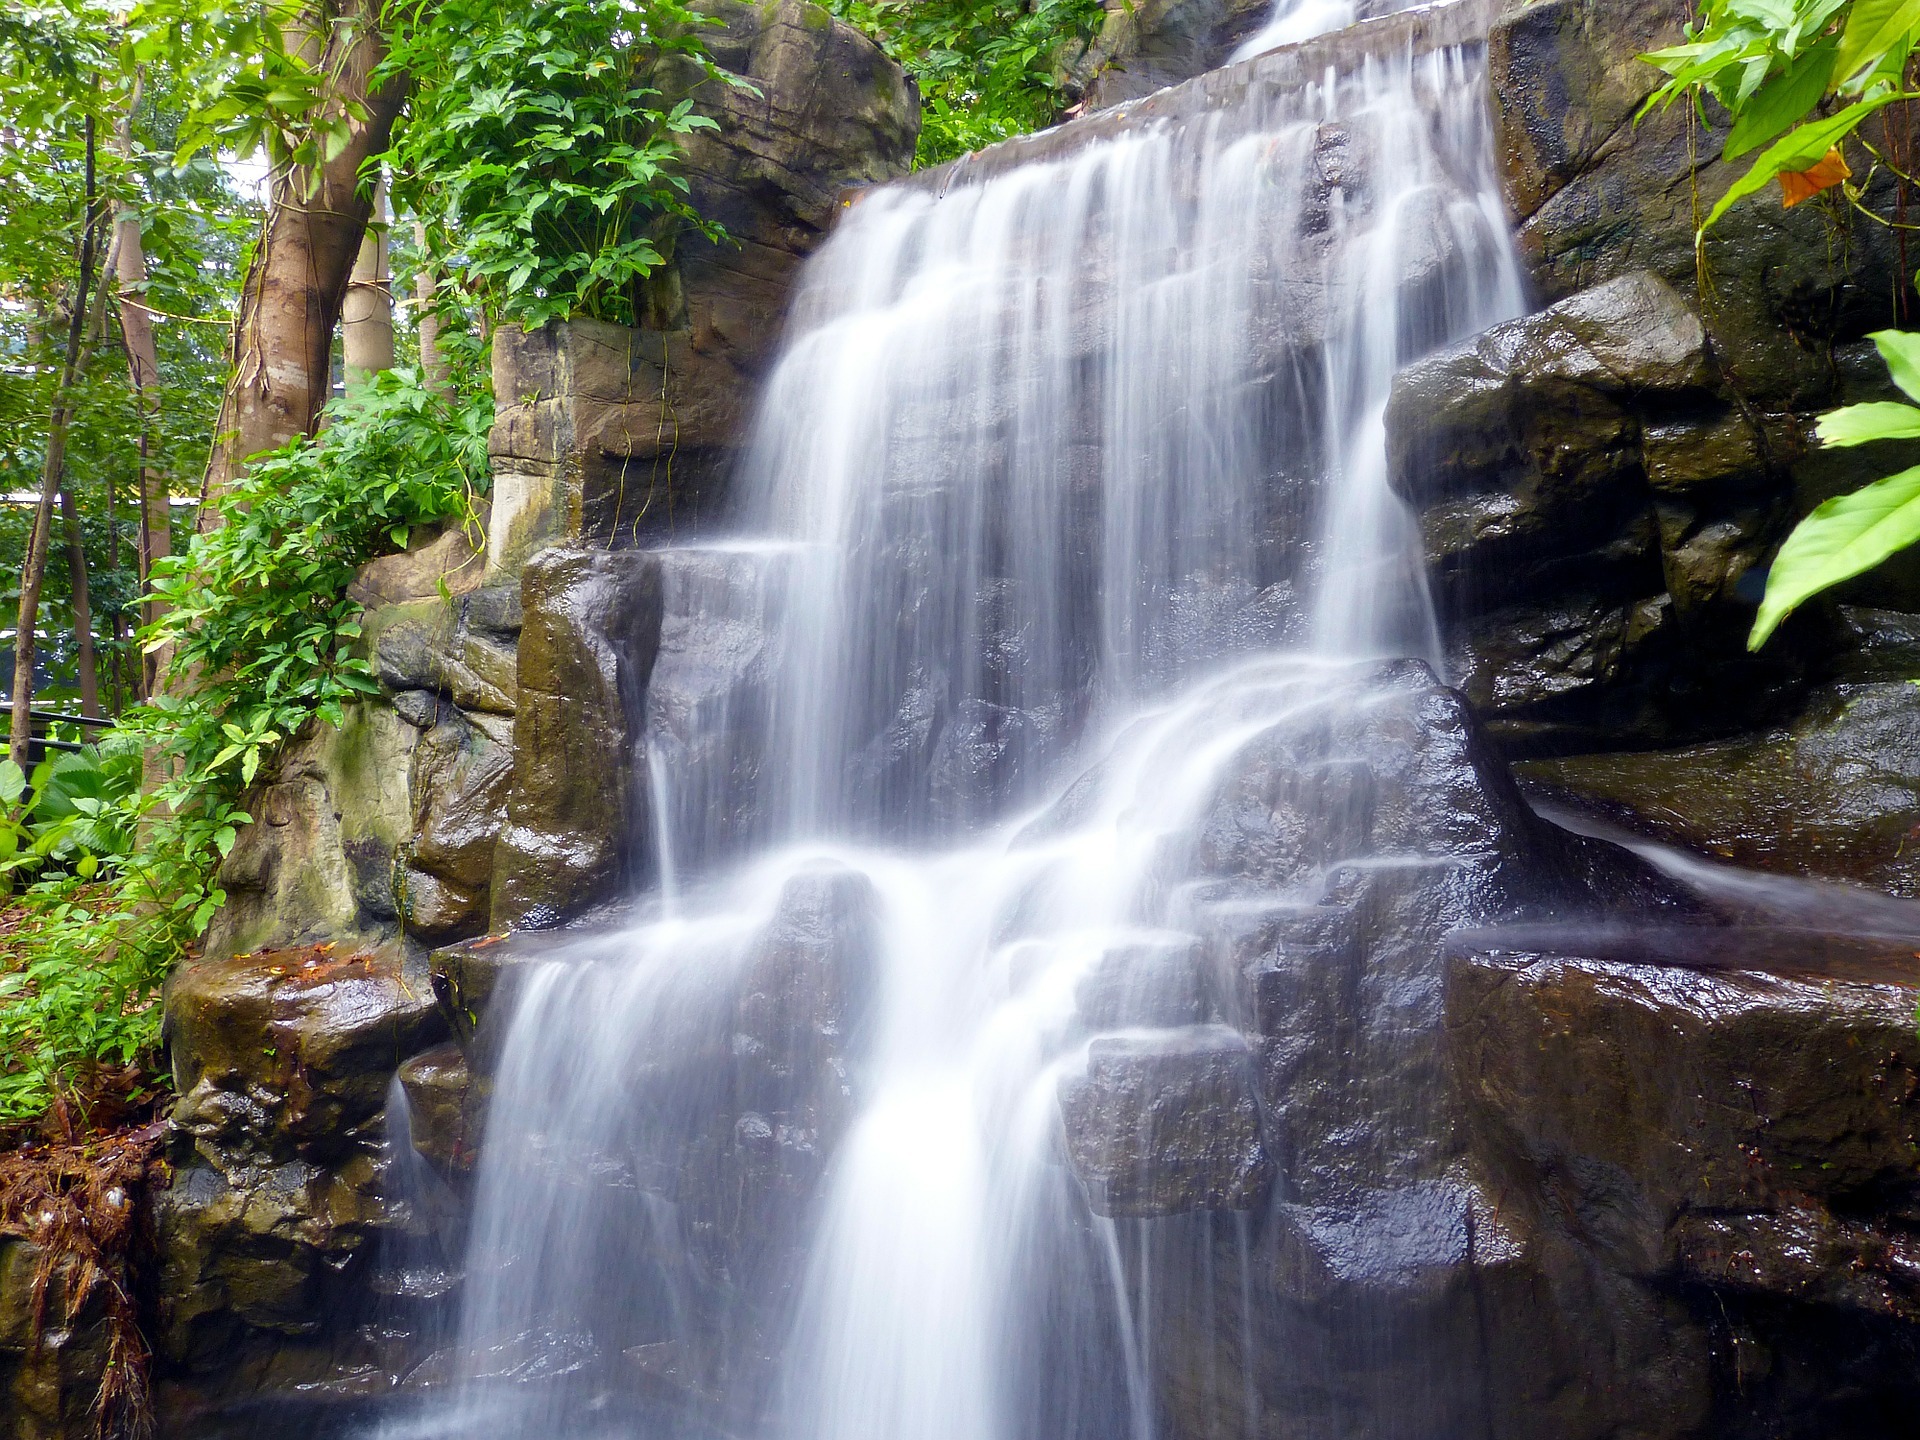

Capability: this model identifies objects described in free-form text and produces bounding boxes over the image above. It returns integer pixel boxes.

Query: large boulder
[1448,947,1920,1438]
[1384,271,1811,750]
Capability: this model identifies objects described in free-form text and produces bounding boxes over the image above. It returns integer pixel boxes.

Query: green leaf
[1834,0,1920,84]
[1701,93,1903,233]
[1871,328,1920,401]
[1724,39,1837,158]
[1750,463,1920,647]
[1815,400,1920,445]
[0,762,23,807]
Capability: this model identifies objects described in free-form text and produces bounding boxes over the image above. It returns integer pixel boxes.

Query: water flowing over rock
[129,0,1920,1434]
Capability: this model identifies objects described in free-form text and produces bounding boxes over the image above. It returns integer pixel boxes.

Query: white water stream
[394,19,1525,1440]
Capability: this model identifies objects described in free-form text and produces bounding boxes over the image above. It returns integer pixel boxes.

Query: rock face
[1448,948,1920,1439]
[1519,680,1920,897]
[491,547,664,929]
[1392,0,1920,754]
[1384,269,1809,751]
[154,944,447,1423]
[485,0,918,570]
[1038,661,1698,1439]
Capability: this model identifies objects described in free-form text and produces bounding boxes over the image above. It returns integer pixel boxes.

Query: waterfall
[404,14,1526,1439]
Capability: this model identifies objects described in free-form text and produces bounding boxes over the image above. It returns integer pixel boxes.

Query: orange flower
[1778,147,1852,207]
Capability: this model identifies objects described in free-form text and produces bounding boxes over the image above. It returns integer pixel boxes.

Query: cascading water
[390,14,1539,1439]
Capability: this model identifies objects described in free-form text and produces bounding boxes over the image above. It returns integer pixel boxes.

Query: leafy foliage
[380,0,740,327]
[0,352,492,1119]
[1639,0,1920,237]
[827,0,1108,166]
[1749,330,1920,646]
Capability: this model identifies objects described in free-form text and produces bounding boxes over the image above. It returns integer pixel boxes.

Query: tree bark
[57,486,100,720]
[111,76,171,703]
[343,177,394,389]
[9,117,109,771]
[412,218,453,397]
[197,0,409,522]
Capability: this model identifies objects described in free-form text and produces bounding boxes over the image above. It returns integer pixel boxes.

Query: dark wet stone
[1446,947,1920,1436]
[1519,681,1920,897]
[397,1041,485,1177]
[1058,1026,1274,1217]
[491,547,665,929]
[164,946,446,1165]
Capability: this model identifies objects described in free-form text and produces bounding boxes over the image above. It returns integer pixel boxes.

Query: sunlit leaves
[381,0,739,327]
[1752,331,1920,647]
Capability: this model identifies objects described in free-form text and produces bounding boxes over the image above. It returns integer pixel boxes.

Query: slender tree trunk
[111,73,171,703]
[198,0,408,523]
[10,117,108,771]
[343,177,394,390]
[412,219,453,398]
[57,486,100,720]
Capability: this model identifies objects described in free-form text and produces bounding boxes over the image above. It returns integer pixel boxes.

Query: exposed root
[0,1113,168,1440]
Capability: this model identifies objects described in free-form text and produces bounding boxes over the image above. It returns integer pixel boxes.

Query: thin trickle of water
[410,21,1526,1440]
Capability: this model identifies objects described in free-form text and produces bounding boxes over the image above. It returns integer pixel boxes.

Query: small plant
[380,0,745,328]
[0,351,493,1120]
[827,0,1108,167]
[1639,0,1920,238]
[1749,328,1920,645]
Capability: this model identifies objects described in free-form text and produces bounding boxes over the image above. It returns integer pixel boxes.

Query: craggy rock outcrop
[206,705,419,960]
[1401,0,1920,752]
[1520,680,1920,897]
[153,945,447,1423]
[1448,948,1920,1438]
[485,0,919,570]
[1385,270,1812,750]
[491,547,665,928]
[1070,0,1273,107]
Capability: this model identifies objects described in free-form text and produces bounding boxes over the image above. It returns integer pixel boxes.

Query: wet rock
[1385,271,1710,614]
[164,946,446,1165]
[1074,935,1209,1029]
[491,547,665,928]
[1071,0,1274,108]
[0,1241,112,1440]
[1059,1026,1274,1216]
[429,933,546,1067]
[1382,272,1820,749]
[206,703,418,958]
[397,1042,485,1177]
[1518,681,1920,896]
[487,0,917,567]
[1447,947,1920,1436]
[152,1151,396,1372]
[404,706,514,942]
[641,547,790,879]
[1185,660,1691,1209]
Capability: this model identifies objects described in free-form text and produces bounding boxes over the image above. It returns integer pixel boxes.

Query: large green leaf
[1725,38,1837,157]
[1702,92,1902,233]
[1814,399,1920,444]
[1750,462,1920,647]
[1871,328,1920,400]
[1835,0,1920,83]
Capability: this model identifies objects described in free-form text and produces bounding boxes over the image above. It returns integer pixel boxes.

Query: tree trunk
[197,0,409,521]
[343,177,394,390]
[9,117,108,771]
[412,219,453,398]
[111,76,171,703]
[58,486,100,720]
